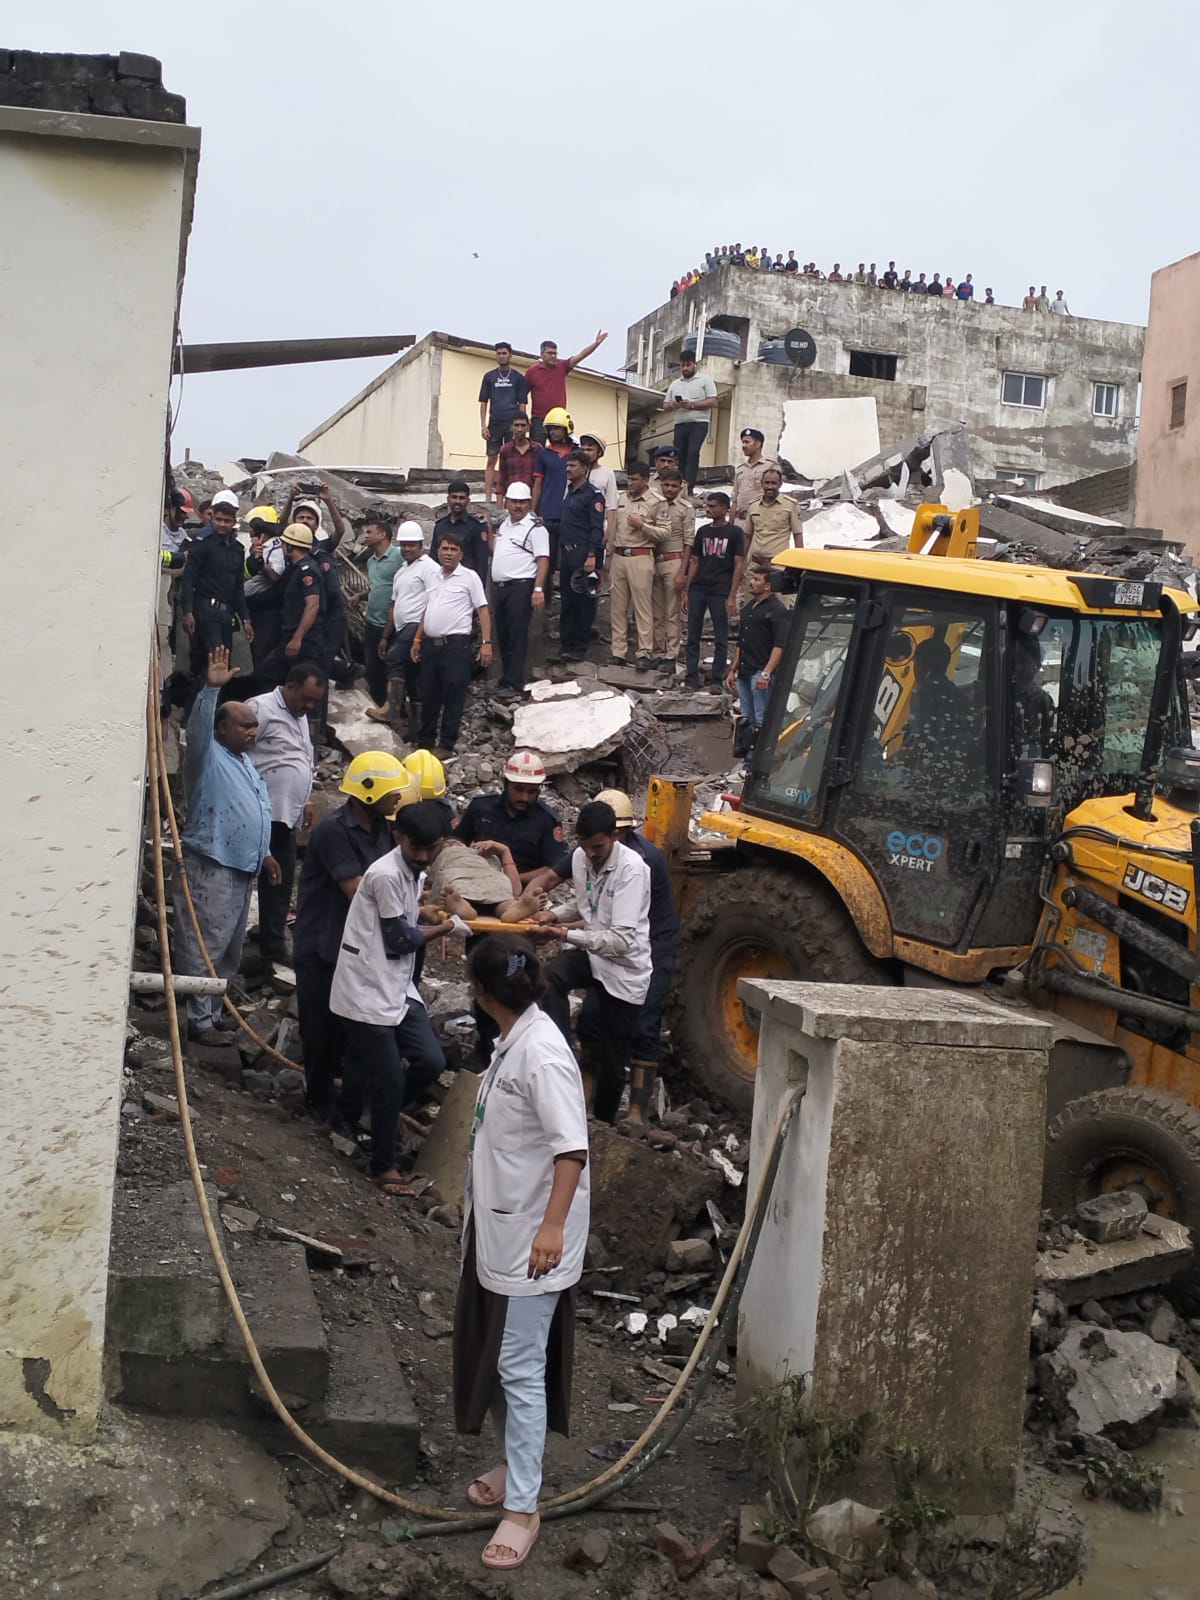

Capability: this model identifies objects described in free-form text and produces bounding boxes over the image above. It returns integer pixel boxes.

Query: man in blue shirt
[554,450,606,660]
[172,647,278,1045]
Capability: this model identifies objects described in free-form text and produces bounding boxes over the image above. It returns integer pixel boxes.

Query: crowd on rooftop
[670,247,1072,315]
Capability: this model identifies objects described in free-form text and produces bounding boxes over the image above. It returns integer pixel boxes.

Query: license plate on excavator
[1114,581,1146,607]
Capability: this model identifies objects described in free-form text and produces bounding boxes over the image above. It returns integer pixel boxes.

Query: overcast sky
[16,0,1200,463]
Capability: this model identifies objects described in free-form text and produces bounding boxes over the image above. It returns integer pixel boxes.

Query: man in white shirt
[330,801,465,1193]
[412,530,493,757]
[662,353,719,494]
[367,521,439,730]
[244,663,325,963]
[489,482,550,700]
[1051,289,1071,316]
[536,798,652,1123]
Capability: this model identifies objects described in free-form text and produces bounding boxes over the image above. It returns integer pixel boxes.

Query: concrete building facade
[627,268,1144,490]
[1136,249,1200,556]
[0,73,197,1438]
[299,333,658,475]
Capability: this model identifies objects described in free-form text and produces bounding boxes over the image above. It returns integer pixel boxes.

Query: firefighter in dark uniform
[556,448,606,660]
[179,496,252,706]
[257,524,327,685]
[311,541,347,678]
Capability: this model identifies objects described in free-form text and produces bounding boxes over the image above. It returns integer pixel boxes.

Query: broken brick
[737,1504,777,1573]
[564,1530,610,1572]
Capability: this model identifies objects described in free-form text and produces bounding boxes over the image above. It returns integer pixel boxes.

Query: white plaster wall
[780,397,880,480]
[300,346,436,468]
[0,129,190,1436]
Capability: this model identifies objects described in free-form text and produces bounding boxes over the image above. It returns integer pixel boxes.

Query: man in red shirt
[525,330,608,441]
[497,414,539,502]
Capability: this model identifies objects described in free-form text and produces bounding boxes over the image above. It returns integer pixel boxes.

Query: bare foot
[442,886,478,919]
[502,885,548,922]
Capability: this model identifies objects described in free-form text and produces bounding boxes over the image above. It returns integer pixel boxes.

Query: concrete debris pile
[1026,1196,1200,1508]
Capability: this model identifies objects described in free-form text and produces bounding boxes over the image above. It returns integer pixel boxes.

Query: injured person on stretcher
[425,837,548,923]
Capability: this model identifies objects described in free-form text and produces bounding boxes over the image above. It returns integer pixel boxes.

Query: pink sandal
[482,1516,540,1570]
[466,1464,507,1507]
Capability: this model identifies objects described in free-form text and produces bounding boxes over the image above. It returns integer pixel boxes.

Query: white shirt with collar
[492,513,551,583]
[244,688,314,827]
[390,553,440,626]
[467,1004,590,1297]
[329,848,424,1026]
[420,564,488,638]
[555,839,652,1004]
[588,463,619,513]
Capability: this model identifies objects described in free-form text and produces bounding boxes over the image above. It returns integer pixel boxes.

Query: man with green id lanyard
[534,798,652,1123]
[452,935,589,1573]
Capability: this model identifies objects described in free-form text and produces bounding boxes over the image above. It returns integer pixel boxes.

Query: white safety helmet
[396,519,426,544]
[503,749,547,786]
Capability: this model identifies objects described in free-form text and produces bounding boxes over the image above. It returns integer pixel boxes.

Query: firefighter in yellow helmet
[531,405,579,613]
[292,751,416,1121]
[245,505,287,668]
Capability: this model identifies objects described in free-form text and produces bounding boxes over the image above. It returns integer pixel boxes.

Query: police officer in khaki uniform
[744,466,803,591]
[607,461,659,671]
[646,469,692,671]
[733,428,780,524]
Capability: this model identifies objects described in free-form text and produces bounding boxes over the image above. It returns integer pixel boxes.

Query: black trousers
[363,620,387,704]
[493,578,535,689]
[673,420,709,493]
[257,628,327,690]
[295,952,341,1117]
[559,546,598,657]
[186,602,235,712]
[418,635,473,749]
[685,587,731,680]
[542,946,640,1124]
[338,1006,445,1177]
[257,820,297,959]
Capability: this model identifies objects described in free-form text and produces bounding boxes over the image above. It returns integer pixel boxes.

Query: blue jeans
[736,673,771,729]
[489,1290,563,1512]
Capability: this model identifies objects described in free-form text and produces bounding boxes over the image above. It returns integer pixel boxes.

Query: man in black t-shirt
[727,561,789,765]
[479,341,529,504]
[679,492,745,690]
[881,262,899,290]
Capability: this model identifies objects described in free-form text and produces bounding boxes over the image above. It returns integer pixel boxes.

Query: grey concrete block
[1036,1214,1193,1306]
[306,1321,419,1484]
[738,979,1056,1051]
[106,1179,226,1364]
[117,50,162,81]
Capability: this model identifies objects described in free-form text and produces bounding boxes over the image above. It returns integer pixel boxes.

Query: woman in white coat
[452,934,590,1571]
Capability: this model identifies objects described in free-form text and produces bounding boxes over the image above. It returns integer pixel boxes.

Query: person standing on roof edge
[293,751,418,1122]
[244,663,325,967]
[411,529,492,758]
[524,331,607,442]
[431,481,490,587]
[456,749,564,1067]
[579,432,618,547]
[329,801,465,1196]
[662,351,718,496]
[536,800,652,1124]
[490,483,550,699]
[369,522,440,732]
[172,647,278,1046]
[281,483,346,551]
[480,342,529,505]
[453,932,590,1575]
[358,517,407,709]
[554,451,606,662]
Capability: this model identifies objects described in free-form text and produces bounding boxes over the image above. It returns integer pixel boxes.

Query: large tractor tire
[667,865,891,1114]
[1044,1086,1200,1307]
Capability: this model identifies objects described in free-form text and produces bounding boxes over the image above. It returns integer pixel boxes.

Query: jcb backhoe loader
[648,506,1200,1284]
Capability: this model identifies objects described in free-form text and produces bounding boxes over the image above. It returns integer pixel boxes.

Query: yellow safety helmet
[340,751,412,806]
[247,504,281,528]
[403,749,447,800]
[593,788,636,826]
[543,407,574,433]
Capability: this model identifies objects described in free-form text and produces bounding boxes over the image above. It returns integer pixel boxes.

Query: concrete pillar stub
[737,981,1051,1513]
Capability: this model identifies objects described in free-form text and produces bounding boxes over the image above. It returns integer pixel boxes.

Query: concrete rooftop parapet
[738,979,1056,1051]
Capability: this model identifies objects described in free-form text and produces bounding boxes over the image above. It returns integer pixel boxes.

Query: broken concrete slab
[326,687,408,761]
[588,1122,723,1283]
[1075,1190,1147,1244]
[1039,1323,1178,1444]
[800,502,887,550]
[928,423,974,511]
[1035,1214,1193,1306]
[649,690,728,719]
[510,688,632,774]
[527,678,582,702]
